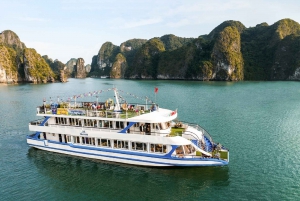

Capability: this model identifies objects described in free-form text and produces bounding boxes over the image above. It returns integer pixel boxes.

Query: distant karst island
[1,18,300,83]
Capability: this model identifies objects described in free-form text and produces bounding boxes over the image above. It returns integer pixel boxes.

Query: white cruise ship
[27,88,229,167]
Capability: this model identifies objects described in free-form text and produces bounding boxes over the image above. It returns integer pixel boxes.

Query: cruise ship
[27,88,229,166]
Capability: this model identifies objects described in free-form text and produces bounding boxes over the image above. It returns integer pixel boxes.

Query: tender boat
[27,88,229,166]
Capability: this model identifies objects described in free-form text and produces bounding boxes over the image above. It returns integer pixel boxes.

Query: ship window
[150,144,167,153]
[100,139,111,147]
[89,119,94,127]
[132,142,147,152]
[175,146,184,155]
[183,145,195,154]
[67,135,71,142]
[80,137,94,145]
[113,140,128,149]
[56,117,68,125]
[84,119,93,127]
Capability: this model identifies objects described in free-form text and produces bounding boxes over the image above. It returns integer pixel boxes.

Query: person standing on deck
[140,124,144,134]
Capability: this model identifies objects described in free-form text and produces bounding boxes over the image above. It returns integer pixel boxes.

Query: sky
[0,0,299,65]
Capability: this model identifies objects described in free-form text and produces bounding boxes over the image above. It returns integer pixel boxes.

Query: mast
[113,88,121,111]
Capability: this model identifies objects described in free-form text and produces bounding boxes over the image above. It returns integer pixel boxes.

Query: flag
[154,87,158,93]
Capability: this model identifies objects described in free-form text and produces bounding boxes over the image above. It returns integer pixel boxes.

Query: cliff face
[110,53,127,79]
[75,58,86,78]
[211,26,244,81]
[89,39,147,78]
[126,38,165,79]
[43,55,68,82]
[85,64,91,73]
[97,42,119,69]
[91,18,300,81]
[242,18,300,80]
[0,30,26,50]
[23,48,55,83]
[0,30,24,83]
[0,30,61,83]
[0,45,20,83]
[273,35,300,80]
[65,58,77,75]
[3,19,300,82]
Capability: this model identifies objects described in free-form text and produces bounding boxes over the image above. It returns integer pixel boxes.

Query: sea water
[0,79,299,200]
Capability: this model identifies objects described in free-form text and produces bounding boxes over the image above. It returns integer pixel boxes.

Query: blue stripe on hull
[27,140,228,167]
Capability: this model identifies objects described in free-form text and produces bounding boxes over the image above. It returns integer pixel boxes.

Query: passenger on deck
[140,124,144,134]
[146,124,150,135]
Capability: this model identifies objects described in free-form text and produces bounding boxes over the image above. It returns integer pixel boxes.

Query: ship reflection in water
[27,148,230,200]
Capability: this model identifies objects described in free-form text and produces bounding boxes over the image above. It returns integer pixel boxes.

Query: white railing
[36,105,152,119]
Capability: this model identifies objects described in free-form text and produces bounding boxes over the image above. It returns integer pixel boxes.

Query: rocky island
[1,18,300,83]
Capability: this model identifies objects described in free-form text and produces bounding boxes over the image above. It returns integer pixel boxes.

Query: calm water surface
[0,79,300,200]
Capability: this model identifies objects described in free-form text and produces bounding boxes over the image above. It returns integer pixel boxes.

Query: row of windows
[72,136,167,153]
[54,118,170,131]
[41,133,192,155]
[55,117,126,129]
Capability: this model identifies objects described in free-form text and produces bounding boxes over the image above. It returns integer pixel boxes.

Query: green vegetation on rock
[0,30,63,83]
[159,34,193,51]
[43,55,67,81]
[0,45,18,73]
[111,53,127,78]
[24,48,55,83]
[242,18,300,80]
[212,26,244,81]
[126,38,165,79]
[4,18,300,83]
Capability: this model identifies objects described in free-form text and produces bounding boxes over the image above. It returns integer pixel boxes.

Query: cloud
[122,18,162,29]
[20,17,48,22]
[167,19,190,28]
[109,17,162,29]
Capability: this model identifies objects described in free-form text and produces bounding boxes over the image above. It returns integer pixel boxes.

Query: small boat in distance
[27,88,229,166]
[100,75,110,79]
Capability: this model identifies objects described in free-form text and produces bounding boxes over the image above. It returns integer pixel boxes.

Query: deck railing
[36,102,154,119]
[29,119,44,125]
[29,123,171,137]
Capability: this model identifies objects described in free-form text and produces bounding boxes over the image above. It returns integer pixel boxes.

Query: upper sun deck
[36,101,178,123]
